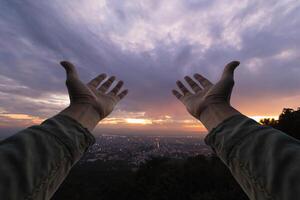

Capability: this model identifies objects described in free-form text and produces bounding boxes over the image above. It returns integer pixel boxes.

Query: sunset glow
[125,118,153,125]
[1,0,300,136]
[250,116,279,123]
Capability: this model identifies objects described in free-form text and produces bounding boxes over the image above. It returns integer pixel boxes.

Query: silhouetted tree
[259,118,278,127]
[260,107,300,140]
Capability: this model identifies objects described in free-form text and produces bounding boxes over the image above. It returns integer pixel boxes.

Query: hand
[60,61,128,130]
[172,61,240,130]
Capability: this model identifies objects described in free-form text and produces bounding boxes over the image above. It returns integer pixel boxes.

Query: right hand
[172,61,240,119]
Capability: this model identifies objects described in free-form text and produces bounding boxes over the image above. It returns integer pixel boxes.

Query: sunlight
[125,118,153,125]
[0,113,44,126]
[250,115,279,122]
[1,114,37,120]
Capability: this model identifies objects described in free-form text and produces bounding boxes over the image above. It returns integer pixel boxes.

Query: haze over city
[1,0,300,136]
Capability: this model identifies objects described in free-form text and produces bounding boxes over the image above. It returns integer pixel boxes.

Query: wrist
[60,103,102,131]
[199,103,240,131]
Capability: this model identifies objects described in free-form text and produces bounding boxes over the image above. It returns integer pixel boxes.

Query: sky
[1,0,300,136]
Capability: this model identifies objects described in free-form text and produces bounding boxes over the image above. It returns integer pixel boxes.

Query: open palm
[61,61,128,119]
[172,61,240,119]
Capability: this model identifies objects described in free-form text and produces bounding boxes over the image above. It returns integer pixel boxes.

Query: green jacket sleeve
[0,114,95,200]
[205,114,300,200]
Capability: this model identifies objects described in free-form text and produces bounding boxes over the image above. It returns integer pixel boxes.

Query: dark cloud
[0,0,300,123]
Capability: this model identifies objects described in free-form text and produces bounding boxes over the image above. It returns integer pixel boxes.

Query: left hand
[61,61,128,120]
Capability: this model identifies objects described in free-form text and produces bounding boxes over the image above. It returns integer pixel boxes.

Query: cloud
[1,0,300,132]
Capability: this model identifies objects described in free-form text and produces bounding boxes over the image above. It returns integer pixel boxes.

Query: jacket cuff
[204,114,257,165]
[40,114,95,163]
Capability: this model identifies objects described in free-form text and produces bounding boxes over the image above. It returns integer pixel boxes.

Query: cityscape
[81,135,213,165]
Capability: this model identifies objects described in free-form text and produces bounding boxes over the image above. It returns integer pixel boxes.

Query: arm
[0,114,94,200]
[0,61,128,200]
[172,61,300,200]
[205,112,300,200]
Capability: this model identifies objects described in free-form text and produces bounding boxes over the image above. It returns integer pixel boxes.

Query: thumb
[221,61,240,81]
[60,61,79,80]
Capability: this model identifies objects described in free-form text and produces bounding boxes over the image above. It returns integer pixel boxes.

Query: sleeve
[205,114,300,200]
[0,114,95,200]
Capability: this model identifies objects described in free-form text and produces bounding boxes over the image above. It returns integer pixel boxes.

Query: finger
[118,89,128,100]
[176,81,191,95]
[87,73,107,88]
[184,76,201,93]
[172,90,183,100]
[193,73,212,88]
[98,76,116,93]
[109,81,124,95]
[60,61,79,80]
[221,61,240,81]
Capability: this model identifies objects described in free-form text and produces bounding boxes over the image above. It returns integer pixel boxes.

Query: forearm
[0,114,95,200]
[199,103,240,131]
[205,115,300,200]
[60,103,102,131]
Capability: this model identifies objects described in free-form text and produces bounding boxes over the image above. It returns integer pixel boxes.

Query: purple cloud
[0,0,300,129]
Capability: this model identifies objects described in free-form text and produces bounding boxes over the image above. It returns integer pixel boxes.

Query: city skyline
[1,0,300,135]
